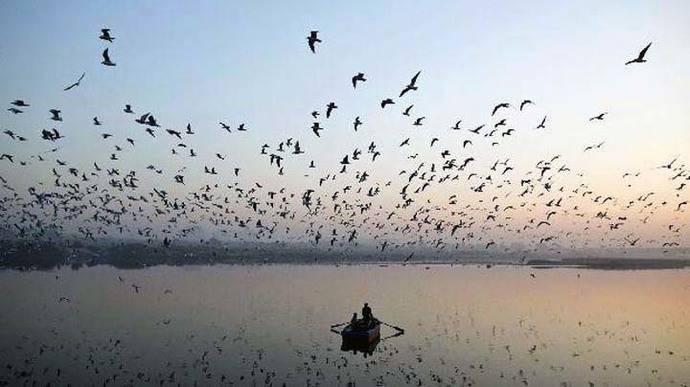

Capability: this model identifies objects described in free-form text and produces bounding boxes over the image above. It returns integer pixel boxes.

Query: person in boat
[362,303,373,324]
[350,313,358,325]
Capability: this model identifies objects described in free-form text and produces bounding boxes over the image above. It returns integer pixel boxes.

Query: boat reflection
[333,325,404,357]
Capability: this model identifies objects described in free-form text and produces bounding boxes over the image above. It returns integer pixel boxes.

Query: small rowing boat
[341,319,381,343]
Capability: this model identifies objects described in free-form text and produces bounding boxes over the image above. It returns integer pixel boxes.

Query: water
[1,264,689,386]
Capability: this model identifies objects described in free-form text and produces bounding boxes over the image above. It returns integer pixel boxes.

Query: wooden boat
[341,320,381,343]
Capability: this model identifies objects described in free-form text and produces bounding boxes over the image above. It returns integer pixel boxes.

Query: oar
[330,321,349,329]
[380,320,405,334]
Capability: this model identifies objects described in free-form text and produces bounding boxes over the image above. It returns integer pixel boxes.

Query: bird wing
[409,70,421,86]
[638,42,652,59]
[102,48,110,61]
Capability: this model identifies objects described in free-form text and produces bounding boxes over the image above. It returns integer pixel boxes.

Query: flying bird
[99,28,114,42]
[307,31,321,53]
[492,103,510,116]
[63,72,85,91]
[625,42,652,65]
[399,71,421,97]
[353,116,362,131]
[311,122,323,137]
[11,100,29,107]
[589,112,607,121]
[101,48,116,66]
[352,73,366,88]
[326,102,337,118]
[49,109,63,121]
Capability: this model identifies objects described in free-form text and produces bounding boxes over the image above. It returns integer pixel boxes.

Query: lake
[1,264,689,386]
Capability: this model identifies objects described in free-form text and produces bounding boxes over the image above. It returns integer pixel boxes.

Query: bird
[311,122,323,137]
[11,100,29,107]
[123,104,134,113]
[381,98,395,108]
[307,31,321,53]
[403,105,413,116]
[352,73,366,88]
[99,28,115,42]
[136,113,150,125]
[520,100,534,110]
[166,129,182,139]
[536,116,547,129]
[413,117,425,126]
[658,157,678,169]
[589,112,607,121]
[49,109,63,121]
[93,117,101,126]
[625,42,652,65]
[101,48,116,66]
[146,115,159,127]
[63,72,86,91]
[326,102,337,118]
[492,103,510,116]
[399,71,421,97]
[219,122,231,132]
[584,142,605,152]
[353,116,362,131]
[468,125,484,134]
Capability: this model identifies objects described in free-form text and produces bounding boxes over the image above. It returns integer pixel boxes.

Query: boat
[341,319,381,343]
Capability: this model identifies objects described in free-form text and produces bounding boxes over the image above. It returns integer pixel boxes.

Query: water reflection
[0,264,688,386]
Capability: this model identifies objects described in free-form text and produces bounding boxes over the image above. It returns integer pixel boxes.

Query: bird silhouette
[399,71,421,97]
[99,28,115,42]
[101,48,116,66]
[625,42,652,65]
[63,72,86,91]
[352,73,366,88]
[307,31,321,53]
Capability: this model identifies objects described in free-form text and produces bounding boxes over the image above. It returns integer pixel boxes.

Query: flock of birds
[0,29,687,264]
[0,26,688,387]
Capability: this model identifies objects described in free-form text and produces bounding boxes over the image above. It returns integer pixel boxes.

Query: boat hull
[341,322,381,343]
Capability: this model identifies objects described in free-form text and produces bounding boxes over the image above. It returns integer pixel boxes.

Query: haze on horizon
[0,0,689,259]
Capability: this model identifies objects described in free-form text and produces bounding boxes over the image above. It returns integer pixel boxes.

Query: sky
[0,1,689,250]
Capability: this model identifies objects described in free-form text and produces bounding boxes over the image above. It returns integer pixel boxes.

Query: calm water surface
[1,264,689,386]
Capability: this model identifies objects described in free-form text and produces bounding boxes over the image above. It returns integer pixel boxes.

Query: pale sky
[0,1,689,250]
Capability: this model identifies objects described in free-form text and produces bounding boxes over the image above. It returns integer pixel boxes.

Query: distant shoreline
[1,239,688,272]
